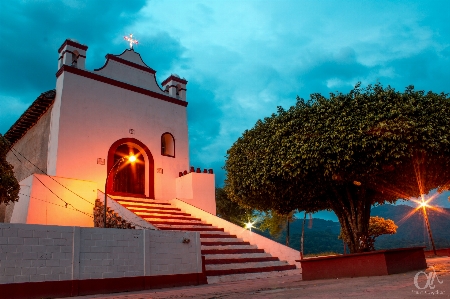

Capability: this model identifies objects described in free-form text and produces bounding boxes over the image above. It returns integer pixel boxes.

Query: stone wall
[0,223,203,284]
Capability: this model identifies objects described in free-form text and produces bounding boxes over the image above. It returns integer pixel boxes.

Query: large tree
[0,134,19,205]
[224,84,450,253]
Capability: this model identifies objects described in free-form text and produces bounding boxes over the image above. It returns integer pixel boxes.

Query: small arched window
[161,133,175,157]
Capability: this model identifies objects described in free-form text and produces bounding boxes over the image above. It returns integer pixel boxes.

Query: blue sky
[1,1,449,218]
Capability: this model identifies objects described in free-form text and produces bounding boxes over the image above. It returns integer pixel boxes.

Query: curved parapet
[93,49,164,94]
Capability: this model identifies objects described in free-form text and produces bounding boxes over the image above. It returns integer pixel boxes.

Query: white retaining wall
[171,199,301,266]
[0,223,202,284]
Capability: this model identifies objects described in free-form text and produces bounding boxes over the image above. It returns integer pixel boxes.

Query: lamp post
[420,198,437,255]
[103,155,136,228]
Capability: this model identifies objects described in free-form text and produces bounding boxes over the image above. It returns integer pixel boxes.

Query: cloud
[1,0,449,201]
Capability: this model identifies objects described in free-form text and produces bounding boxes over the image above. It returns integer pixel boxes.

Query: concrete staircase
[114,197,298,283]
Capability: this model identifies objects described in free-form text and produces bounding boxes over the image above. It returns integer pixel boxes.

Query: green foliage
[258,210,295,238]
[225,83,450,252]
[339,216,398,251]
[216,187,254,226]
[0,134,19,205]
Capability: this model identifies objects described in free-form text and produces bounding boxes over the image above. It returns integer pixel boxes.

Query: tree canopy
[0,134,19,205]
[224,83,450,252]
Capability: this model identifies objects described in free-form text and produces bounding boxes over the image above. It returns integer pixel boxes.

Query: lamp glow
[128,155,137,162]
[245,221,254,231]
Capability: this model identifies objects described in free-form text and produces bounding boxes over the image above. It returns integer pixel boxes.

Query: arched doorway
[107,138,154,198]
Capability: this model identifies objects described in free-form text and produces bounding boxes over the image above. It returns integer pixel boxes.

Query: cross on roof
[124,34,138,49]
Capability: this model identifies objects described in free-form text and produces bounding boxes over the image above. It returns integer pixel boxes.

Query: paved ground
[64,257,450,299]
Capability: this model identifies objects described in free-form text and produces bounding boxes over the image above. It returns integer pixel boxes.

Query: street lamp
[419,196,437,255]
[103,155,136,228]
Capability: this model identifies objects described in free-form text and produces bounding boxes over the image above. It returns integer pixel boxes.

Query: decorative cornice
[55,65,188,107]
[103,54,156,74]
[58,39,88,53]
[161,75,188,86]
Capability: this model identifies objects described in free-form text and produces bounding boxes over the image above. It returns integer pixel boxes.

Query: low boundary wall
[0,223,206,299]
[300,247,427,281]
[171,198,301,266]
[424,248,450,257]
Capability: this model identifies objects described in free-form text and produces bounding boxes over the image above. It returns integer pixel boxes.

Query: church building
[1,38,299,285]
[3,38,215,226]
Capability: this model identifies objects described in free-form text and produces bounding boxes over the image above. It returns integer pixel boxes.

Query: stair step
[200,238,244,243]
[204,257,279,265]
[206,261,289,271]
[204,253,272,260]
[202,248,265,255]
[200,233,237,238]
[118,203,172,209]
[141,215,201,221]
[123,205,182,212]
[201,241,250,246]
[113,197,156,204]
[158,227,225,232]
[205,264,296,276]
[201,245,257,250]
[152,221,212,226]
[135,211,191,216]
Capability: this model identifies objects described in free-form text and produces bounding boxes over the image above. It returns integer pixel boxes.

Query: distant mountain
[255,204,450,254]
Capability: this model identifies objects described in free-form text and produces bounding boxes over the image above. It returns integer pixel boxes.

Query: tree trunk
[330,184,372,253]
[286,215,290,246]
[301,211,307,254]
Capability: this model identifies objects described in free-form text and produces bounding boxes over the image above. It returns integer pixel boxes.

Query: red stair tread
[115,198,170,205]
[150,221,212,226]
[205,257,279,265]
[123,205,182,211]
[202,249,265,255]
[205,264,296,276]
[200,234,237,238]
[158,227,225,231]
[141,215,201,221]
[201,241,250,246]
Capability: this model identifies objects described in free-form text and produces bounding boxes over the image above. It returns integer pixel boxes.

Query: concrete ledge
[299,247,427,281]
[0,272,207,299]
[424,248,450,257]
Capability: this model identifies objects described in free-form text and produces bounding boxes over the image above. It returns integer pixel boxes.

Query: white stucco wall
[10,174,97,227]
[0,223,202,284]
[176,173,216,215]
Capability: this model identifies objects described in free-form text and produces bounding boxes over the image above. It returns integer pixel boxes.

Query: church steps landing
[113,196,298,283]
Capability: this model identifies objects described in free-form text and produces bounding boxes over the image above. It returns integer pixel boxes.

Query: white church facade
[3,39,215,226]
